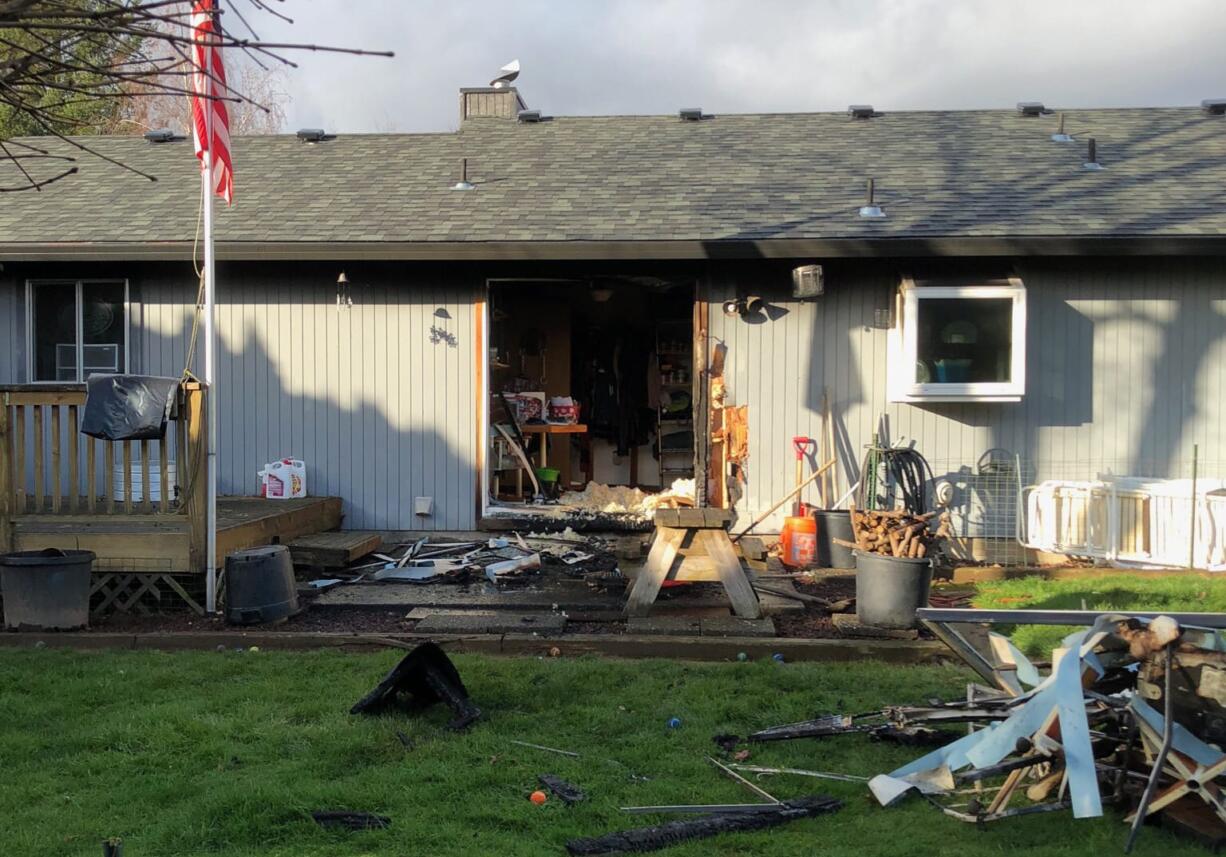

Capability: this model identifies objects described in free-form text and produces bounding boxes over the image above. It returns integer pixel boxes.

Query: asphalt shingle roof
[1,106,1224,250]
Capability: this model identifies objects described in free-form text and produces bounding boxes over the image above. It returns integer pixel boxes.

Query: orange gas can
[780,515,817,567]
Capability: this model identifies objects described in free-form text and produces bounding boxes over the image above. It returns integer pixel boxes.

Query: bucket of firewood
[842,505,950,628]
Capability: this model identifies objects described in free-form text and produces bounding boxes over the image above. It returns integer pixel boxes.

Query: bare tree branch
[1,0,392,191]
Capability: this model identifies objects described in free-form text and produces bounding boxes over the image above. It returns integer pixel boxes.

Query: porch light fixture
[336,271,353,310]
[859,178,886,219]
[1083,138,1104,170]
[452,157,476,191]
[1051,112,1073,143]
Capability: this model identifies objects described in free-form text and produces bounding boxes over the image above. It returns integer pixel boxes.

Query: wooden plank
[68,405,79,513]
[140,439,153,514]
[12,531,190,572]
[123,441,133,514]
[103,440,115,514]
[1,390,86,407]
[86,435,97,513]
[13,405,26,513]
[701,528,761,619]
[624,527,685,617]
[287,531,381,568]
[175,390,188,509]
[33,405,44,513]
[158,436,170,514]
[0,402,12,552]
[50,405,61,513]
[654,509,680,528]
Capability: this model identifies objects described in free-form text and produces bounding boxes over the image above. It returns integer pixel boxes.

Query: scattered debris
[712,733,740,753]
[394,730,414,751]
[510,739,580,758]
[566,796,842,856]
[728,763,869,784]
[350,641,481,730]
[485,553,542,583]
[539,774,586,805]
[558,479,696,519]
[311,811,391,831]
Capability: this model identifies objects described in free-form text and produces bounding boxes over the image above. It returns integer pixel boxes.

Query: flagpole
[203,11,219,614]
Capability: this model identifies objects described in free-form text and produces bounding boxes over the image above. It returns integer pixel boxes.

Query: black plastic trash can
[0,548,95,630]
[814,510,856,569]
[854,550,933,629]
[224,544,301,625]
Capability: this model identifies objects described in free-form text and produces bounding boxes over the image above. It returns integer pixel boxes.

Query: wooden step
[287,531,382,568]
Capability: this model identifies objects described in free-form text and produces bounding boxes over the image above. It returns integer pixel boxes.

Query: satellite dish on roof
[490,59,520,88]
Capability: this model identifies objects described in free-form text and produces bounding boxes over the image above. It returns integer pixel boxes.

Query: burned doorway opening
[484,277,697,526]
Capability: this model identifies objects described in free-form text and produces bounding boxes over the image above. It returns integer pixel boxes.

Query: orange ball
[530,790,548,805]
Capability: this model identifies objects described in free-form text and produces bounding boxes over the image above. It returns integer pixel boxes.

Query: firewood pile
[840,505,952,558]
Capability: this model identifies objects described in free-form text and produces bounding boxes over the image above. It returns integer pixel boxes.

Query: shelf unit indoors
[655,319,695,483]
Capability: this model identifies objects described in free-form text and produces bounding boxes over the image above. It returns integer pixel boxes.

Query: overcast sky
[251,0,1226,133]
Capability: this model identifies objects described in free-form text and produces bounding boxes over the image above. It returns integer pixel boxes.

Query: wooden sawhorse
[624,508,761,618]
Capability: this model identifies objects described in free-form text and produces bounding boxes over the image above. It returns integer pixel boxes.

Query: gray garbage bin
[0,548,95,630]
[854,550,933,629]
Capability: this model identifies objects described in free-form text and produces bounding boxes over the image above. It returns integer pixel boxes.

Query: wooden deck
[11,496,342,573]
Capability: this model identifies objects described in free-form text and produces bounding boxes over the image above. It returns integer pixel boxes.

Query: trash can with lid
[0,548,95,630]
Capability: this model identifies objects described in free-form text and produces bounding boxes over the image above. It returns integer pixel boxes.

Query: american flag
[191,0,234,205]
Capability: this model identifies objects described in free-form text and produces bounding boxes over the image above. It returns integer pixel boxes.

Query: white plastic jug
[262,458,306,499]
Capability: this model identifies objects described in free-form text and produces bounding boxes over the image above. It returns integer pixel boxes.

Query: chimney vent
[517,109,542,123]
[859,178,886,219]
[297,128,328,143]
[679,107,704,121]
[848,105,875,119]
[143,128,177,143]
[452,158,475,191]
[1083,137,1103,170]
[1051,112,1073,142]
[1017,102,1046,116]
[1203,98,1226,115]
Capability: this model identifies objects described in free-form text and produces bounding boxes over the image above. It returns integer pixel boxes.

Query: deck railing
[0,383,207,557]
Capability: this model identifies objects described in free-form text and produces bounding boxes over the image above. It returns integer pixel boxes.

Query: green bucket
[535,467,560,484]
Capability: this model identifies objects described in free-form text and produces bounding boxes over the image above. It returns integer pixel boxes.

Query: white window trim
[25,278,131,384]
[887,275,1026,403]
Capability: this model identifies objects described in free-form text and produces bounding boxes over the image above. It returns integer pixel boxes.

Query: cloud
[254,0,1226,133]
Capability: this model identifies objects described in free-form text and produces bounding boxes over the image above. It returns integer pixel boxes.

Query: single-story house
[1,83,1224,573]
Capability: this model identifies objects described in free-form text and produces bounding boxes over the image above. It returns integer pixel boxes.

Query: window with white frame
[27,280,129,382]
[887,276,1026,402]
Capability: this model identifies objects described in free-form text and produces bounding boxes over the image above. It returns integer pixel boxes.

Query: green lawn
[0,648,1189,856]
[971,571,1226,656]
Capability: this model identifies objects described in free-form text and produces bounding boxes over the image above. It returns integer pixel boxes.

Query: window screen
[29,280,127,382]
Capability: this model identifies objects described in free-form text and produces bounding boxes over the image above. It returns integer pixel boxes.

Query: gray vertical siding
[0,274,21,383]
[135,264,479,531]
[709,258,1226,532]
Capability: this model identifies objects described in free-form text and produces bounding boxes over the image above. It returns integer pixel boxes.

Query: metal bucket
[814,510,856,569]
[0,548,95,630]
[854,550,933,629]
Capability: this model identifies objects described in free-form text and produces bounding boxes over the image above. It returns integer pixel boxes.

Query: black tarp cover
[80,374,180,441]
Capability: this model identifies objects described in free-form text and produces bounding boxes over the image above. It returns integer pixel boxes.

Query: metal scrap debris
[539,774,586,805]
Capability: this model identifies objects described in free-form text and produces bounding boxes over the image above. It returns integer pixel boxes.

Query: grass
[971,571,1226,656]
[0,648,1190,856]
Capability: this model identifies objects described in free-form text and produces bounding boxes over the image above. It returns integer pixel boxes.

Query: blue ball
[667,717,682,729]
[771,653,785,663]
[736,652,748,662]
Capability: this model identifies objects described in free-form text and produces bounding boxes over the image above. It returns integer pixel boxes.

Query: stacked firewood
[842,505,952,559]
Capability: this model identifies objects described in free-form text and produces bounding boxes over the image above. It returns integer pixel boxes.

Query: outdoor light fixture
[336,271,353,310]
[1051,112,1073,143]
[722,296,764,318]
[859,177,886,219]
[452,157,476,191]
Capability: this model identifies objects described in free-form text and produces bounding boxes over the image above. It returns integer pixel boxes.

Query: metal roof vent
[143,128,177,143]
[1017,102,1046,117]
[517,109,542,123]
[452,157,475,191]
[848,104,875,119]
[1051,112,1073,142]
[679,107,703,121]
[297,128,327,143]
[1203,98,1226,115]
[1083,137,1104,171]
[859,178,886,219]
